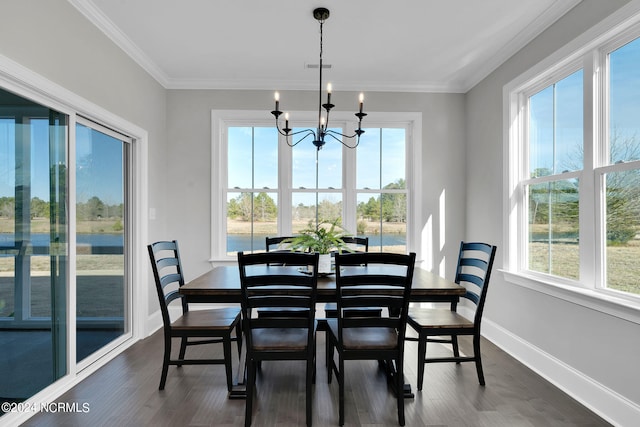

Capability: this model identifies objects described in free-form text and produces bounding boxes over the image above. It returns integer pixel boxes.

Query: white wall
[466,0,640,425]
[166,89,467,282]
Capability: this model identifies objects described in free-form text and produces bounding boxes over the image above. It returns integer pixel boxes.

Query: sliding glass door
[0,89,68,405]
[0,88,132,411]
[75,121,129,363]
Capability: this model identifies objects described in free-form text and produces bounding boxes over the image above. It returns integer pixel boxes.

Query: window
[212,111,420,260]
[526,69,583,280]
[507,23,640,300]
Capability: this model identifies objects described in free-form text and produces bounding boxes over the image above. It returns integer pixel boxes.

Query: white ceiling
[69,0,581,93]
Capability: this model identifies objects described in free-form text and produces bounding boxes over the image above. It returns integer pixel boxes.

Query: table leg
[379,360,415,399]
[228,330,248,399]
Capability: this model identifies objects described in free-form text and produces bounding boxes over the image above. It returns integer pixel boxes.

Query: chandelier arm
[284,130,317,147]
[323,131,361,149]
[276,127,317,138]
[326,129,365,139]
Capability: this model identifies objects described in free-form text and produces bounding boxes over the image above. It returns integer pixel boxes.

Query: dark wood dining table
[179,265,466,398]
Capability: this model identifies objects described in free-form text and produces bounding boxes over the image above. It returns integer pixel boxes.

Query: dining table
[179,264,466,399]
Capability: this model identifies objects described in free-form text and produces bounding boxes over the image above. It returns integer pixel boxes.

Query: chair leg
[177,336,188,366]
[473,333,485,386]
[235,321,243,357]
[416,332,427,391]
[223,334,234,392]
[396,356,405,426]
[245,359,256,427]
[326,332,333,383]
[312,338,317,385]
[338,355,345,426]
[159,333,172,390]
[452,334,460,362]
[306,355,313,427]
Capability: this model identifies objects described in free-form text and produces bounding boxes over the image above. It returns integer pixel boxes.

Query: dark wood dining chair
[237,251,319,427]
[326,252,416,426]
[340,235,369,252]
[258,236,309,318]
[147,240,241,391]
[323,236,382,319]
[265,236,295,253]
[406,241,497,390]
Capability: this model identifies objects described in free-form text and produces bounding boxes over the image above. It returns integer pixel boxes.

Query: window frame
[211,110,422,261]
[504,4,640,324]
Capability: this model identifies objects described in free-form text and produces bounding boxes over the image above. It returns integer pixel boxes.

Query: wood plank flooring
[22,329,609,426]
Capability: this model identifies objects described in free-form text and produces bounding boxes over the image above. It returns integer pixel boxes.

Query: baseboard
[479,314,640,427]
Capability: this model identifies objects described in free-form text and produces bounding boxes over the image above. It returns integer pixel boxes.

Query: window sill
[501,270,640,325]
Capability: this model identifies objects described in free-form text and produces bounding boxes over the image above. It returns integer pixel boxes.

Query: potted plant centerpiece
[284,219,354,274]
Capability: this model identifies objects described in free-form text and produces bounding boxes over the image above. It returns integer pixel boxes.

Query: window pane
[605,169,640,295]
[292,192,343,232]
[609,38,640,164]
[0,91,68,405]
[357,128,406,189]
[228,127,252,188]
[382,128,406,189]
[226,191,278,255]
[357,193,406,253]
[357,130,381,188]
[529,70,583,177]
[254,127,278,188]
[527,179,579,279]
[292,128,341,189]
[75,123,127,362]
[228,127,278,189]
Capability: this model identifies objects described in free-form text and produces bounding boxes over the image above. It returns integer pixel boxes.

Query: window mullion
[579,52,598,289]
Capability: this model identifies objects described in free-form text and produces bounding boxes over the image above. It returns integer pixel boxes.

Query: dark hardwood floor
[22,328,609,426]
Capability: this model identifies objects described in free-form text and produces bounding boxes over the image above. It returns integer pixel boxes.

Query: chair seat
[251,327,311,351]
[327,319,398,350]
[408,308,474,330]
[171,307,241,331]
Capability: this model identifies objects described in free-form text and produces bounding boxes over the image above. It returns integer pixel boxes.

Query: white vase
[318,253,333,274]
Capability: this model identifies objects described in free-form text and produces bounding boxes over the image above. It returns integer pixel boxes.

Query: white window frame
[211,110,422,262]
[503,1,640,324]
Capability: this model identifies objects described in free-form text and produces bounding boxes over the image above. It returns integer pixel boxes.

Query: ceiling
[69,0,581,93]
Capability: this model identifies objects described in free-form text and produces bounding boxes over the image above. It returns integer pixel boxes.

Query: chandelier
[270,7,366,151]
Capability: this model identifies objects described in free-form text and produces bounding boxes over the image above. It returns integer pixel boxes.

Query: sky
[0,120,123,204]
[529,36,640,175]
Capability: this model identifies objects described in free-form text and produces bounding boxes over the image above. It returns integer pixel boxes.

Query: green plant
[284,219,353,254]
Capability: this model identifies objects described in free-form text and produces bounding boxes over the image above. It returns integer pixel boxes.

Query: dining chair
[265,236,295,253]
[237,251,319,427]
[326,252,416,426]
[323,236,382,319]
[340,235,369,252]
[258,236,309,318]
[406,241,497,390]
[147,240,241,391]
